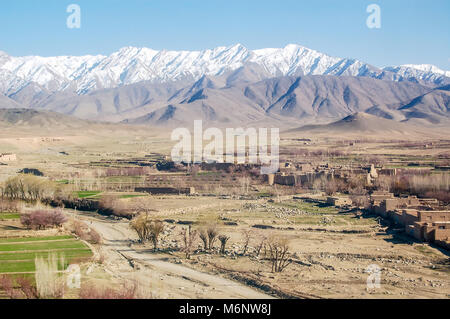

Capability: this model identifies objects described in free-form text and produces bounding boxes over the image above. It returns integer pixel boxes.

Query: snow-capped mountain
[383,64,450,86]
[1,44,448,97]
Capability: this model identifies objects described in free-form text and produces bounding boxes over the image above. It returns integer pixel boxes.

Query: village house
[370,191,450,249]
[327,196,352,207]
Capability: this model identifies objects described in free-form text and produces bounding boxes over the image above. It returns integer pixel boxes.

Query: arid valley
[1,112,449,299]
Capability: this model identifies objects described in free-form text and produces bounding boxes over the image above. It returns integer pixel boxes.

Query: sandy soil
[63,209,274,299]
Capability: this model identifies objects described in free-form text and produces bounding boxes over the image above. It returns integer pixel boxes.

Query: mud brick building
[327,196,352,207]
[371,191,450,249]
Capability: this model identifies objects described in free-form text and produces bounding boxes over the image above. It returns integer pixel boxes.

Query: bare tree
[181,225,197,259]
[266,237,292,273]
[207,224,218,251]
[129,214,164,250]
[199,229,208,251]
[148,220,164,251]
[255,235,267,258]
[218,235,230,254]
[130,214,151,243]
[241,229,253,255]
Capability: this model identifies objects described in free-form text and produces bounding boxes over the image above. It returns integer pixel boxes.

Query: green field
[0,213,20,220]
[0,235,73,243]
[274,200,339,214]
[119,194,147,199]
[0,235,92,273]
[74,191,102,199]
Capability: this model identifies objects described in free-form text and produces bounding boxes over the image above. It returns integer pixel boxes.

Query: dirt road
[65,210,274,299]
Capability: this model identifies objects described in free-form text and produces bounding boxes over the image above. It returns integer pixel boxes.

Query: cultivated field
[0,126,449,299]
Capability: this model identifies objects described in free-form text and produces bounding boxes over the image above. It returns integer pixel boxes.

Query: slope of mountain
[2,72,448,127]
[288,112,447,138]
[397,85,450,124]
[1,44,449,101]
[0,108,92,128]
[0,94,22,109]
[0,44,449,128]
[263,75,431,121]
[119,75,439,127]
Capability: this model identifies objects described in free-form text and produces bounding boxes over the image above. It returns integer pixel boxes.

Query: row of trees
[0,199,19,212]
[129,214,292,273]
[0,175,56,202]
[20,210,67,230]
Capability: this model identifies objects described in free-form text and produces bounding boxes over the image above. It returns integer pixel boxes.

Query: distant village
[142,158,450,250]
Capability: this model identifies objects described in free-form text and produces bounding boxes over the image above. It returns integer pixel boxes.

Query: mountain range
[0,44,449,127]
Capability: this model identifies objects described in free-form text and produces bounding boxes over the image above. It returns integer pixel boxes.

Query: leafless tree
[181,225,197,259]
[207,224,218,251]
[199,229,208,251]
[266,237,292,273]
[255,235,267,258]
[130,214,164,250]
[241,229,253,255]
[218,235,230,254]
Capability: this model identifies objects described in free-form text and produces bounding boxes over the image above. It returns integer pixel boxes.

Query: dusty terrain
[62,209,272,299]
[1,125,449,299]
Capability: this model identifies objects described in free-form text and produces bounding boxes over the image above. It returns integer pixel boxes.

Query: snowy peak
[402,64,450,76]
[0,44,449,97]
[383,64,450,85]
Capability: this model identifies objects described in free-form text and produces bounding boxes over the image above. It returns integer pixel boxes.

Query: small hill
[0,108,91,128]
[288,112,446,138]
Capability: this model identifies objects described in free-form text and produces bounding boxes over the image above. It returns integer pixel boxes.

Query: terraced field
[0,212,20,220]
[0,235,92,274]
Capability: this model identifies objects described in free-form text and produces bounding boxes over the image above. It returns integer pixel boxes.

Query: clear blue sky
[1,0,449,69]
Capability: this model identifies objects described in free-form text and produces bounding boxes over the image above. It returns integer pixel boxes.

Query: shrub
[79,282,138,299]
[0,199,19,212]
[99,195,132,218]
[35,254,65,299]
[0,275,21,299]
[20,209,67,230]
[71,220,102,244]
[16,276,38,299]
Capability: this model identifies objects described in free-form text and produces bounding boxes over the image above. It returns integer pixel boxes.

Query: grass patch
[0,235,93,274]
[119,194,147,199]
[0,235,73,243]
[274,200,339,214]
[0,240,88,252]
[256,192,274,198]
[104,176,143,183]
[75,191,102,199]
[0,249,92,261]
[0,213,20,220]
[414,245,438,257]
